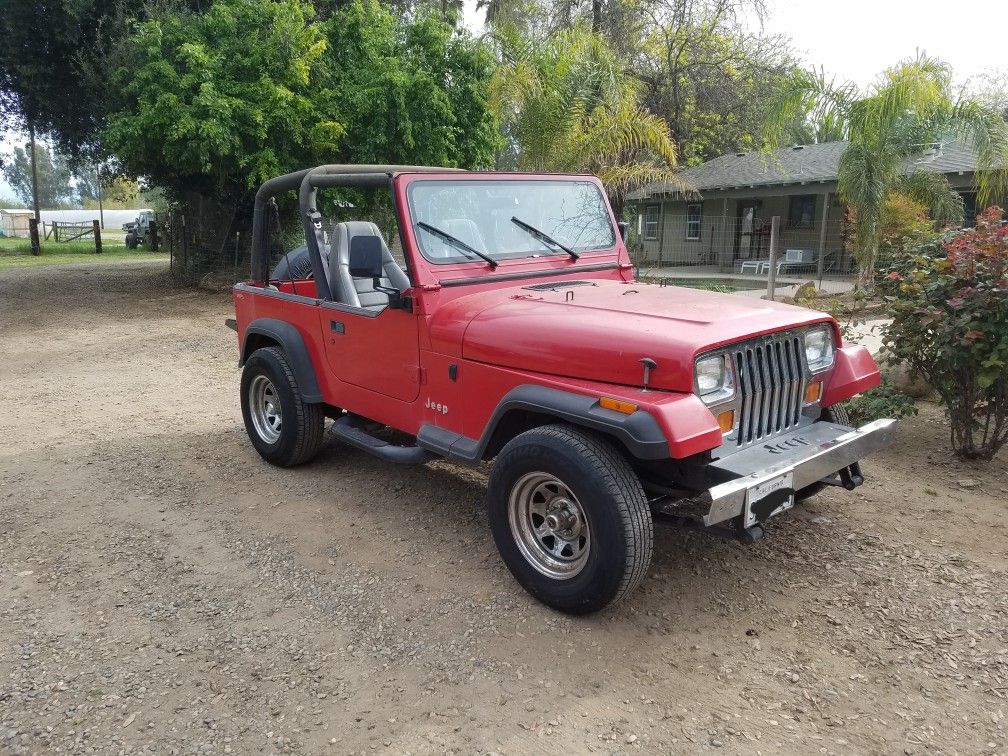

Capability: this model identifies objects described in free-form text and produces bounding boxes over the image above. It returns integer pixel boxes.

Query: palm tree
[490,24,686,213]
[765,55,1008,286]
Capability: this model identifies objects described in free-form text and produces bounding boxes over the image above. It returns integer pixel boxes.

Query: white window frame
[643,205,659,239]
[686,203,702,241]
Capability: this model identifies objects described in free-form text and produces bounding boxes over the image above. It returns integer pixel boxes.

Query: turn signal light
[804,380,823,404]
[599,397,638,414]
[716,409,735,433]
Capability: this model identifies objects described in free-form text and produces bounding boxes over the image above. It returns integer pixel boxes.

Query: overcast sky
[760,0,1006,89]
[4,0,1006,202]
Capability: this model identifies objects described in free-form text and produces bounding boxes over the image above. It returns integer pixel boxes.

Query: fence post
[766,215,780,300]
[93,220,102,254]
[29,218,41,256]
[168,213,173,277]
[234,231,240,280]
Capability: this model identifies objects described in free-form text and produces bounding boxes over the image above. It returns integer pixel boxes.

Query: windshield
[407,179,616,265]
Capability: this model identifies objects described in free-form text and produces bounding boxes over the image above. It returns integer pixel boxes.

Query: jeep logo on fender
[425,398,449,415]
[764,436,810,454]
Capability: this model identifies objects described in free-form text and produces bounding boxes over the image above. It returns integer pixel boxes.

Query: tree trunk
[592,0,602,34]
[28,122,41,223]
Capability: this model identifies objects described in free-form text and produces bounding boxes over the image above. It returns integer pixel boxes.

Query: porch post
[721,198,729,272]
[817,192,830,280]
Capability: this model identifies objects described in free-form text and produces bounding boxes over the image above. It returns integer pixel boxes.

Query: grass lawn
[0,236,167,270]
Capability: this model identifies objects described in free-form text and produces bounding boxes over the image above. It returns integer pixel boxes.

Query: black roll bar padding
[251,168,312,284]
[250,164,462,297]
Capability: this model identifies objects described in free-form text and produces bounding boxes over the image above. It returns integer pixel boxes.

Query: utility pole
[28,121,41,223]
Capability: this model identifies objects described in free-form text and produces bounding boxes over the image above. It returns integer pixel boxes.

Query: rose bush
[880,206,1008,459]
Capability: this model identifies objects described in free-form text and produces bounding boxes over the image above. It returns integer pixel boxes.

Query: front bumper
[697,418,897,526]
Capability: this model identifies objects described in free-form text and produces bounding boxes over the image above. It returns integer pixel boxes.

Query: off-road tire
[487,424,653,615]
[270,244,314,281]
[125,233,137,249]
[795,403,853,502]
[241,346,324,467]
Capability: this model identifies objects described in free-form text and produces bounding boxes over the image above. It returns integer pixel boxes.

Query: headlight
[695,354,734,404]
[804,327,835,371]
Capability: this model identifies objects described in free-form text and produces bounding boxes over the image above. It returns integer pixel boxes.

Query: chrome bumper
[699,418,897,526]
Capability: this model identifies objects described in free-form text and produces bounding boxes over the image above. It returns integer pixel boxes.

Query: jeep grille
[731,332,806,447]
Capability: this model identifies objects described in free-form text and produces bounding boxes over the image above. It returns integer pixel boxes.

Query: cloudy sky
[4,0,1006,202]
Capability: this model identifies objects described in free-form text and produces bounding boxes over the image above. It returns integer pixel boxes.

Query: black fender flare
[240,318,323,403]
[417,385,670,462]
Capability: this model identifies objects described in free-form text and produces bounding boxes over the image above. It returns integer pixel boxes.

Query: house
[627,140,982,276]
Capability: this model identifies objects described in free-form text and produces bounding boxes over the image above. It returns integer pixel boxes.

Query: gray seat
[328,221,410,310]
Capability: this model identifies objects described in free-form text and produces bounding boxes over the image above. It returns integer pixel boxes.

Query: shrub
[847,381,918,425]
[880,206,1008,460]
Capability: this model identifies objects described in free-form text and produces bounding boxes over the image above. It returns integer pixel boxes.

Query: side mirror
[348,236,384,279]
[617,221,629,241]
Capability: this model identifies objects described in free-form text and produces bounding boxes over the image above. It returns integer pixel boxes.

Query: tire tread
[492,424,653,611]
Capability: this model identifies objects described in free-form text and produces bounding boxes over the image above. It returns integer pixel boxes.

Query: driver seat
[329,222,410,310]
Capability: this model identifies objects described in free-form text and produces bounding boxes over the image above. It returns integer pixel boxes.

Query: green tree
[0,0,147,160]
[322,0,500,170]
[765,54,1008,286]
[106,0,342,197]
[491,25,681,210]
[2,143,74,208]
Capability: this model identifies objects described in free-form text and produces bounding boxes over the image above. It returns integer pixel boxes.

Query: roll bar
[249,164,461,299]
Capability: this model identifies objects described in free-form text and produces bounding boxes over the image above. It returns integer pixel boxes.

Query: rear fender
[822,345,881,407]
[240,318,323,403]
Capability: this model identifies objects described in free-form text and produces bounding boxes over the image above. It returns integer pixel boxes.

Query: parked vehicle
[123,210,156,249]
[230,164,895,614]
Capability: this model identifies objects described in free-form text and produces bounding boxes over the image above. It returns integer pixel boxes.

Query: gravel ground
[1,260,1006,755]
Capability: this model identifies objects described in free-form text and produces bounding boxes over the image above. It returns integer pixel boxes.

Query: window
[788,195,816,228]
[686,203,702,240]
[643,205,659,239]
[407,179,616,265]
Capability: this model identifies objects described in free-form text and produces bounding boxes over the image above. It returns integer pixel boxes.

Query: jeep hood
[440,280,832,393]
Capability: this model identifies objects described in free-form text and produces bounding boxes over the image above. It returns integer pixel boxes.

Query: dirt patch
[1,260,1006,754]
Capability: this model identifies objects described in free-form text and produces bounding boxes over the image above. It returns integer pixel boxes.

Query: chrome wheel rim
[508,472,590,580]
[248,374,282,444]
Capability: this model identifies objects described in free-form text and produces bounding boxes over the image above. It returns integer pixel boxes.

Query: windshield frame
[401,174,621,271]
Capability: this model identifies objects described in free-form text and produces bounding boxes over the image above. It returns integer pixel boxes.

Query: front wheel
[240,346,325,466]
[488,424,653,615]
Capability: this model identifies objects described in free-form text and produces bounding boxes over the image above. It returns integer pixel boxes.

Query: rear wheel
[795,403,852,502]
[241,346,324,466]
[488,424,653,614]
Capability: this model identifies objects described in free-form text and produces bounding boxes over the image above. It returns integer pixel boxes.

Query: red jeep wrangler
[232,164,894,614]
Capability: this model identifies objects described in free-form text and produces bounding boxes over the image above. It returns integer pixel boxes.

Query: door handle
[330,320,345,335]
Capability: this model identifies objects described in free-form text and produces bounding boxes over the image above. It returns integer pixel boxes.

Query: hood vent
[522,280,597,292]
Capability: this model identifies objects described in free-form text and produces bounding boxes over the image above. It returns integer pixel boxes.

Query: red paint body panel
[456,281,833,393]
[822,346,881,407]
[233,171,881,460]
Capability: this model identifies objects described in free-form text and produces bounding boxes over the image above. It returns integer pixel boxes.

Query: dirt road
[1,260,1006,755]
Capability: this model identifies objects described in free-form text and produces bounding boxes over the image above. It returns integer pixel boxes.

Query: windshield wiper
[510,216,579,260]
[416,221,497,269]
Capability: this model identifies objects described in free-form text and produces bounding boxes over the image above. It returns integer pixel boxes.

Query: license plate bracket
[744,471,795,527]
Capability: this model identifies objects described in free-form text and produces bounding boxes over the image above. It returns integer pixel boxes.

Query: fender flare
[240,318,324,403]
[417,385,670,462]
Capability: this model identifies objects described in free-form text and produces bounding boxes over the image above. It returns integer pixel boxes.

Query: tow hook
[838,462,864,490]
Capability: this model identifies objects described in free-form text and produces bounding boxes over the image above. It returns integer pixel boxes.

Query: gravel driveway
[1,260,1006,755]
